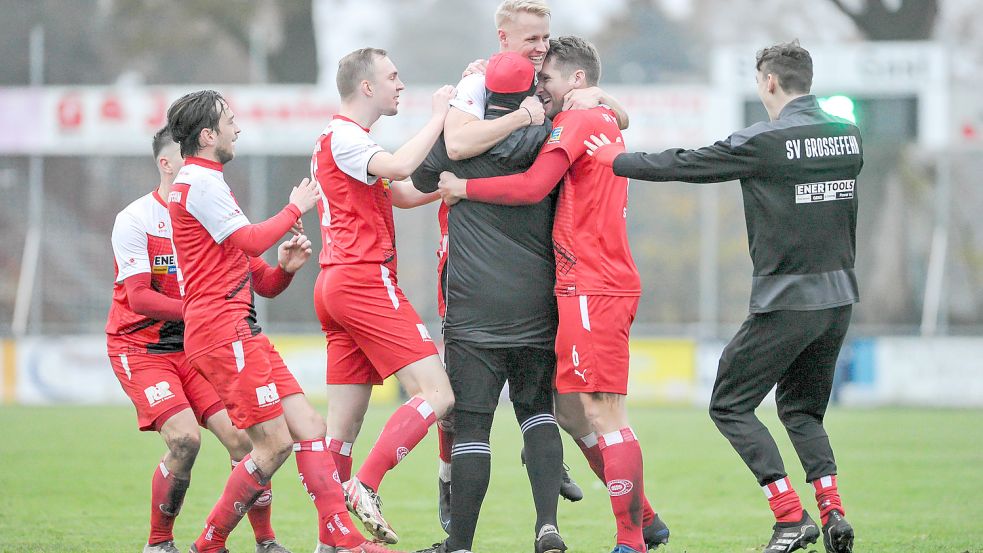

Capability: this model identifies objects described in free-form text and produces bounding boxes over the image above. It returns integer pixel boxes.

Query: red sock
[579,432,656,527]
[148,460,190,545]
[763,476,804,523]
[295,439,364,548]
[356,396,437,491]
[232,459,275,543]
[325,437,354,483]
[438,424,454,464]
[812,474,844,525]
[599,428,646,552]
[194,455,267,553]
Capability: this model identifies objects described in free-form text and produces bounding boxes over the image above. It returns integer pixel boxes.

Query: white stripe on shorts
[232,340,245,373]
[579,295,591,331]
[380,265,399,309]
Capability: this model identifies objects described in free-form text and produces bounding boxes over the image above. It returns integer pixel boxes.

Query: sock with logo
[517,410,562,530]
[763,476,804,523]
[325,436,354,483]
[232,458,275,543]
[446,409,493,552]
[812,474,844,525]
[193,455,267,553]
[578,432,656,527]
[148,459,191,545]
[356,396,437,491]
[295,439,365,548]
[599,428,646,552]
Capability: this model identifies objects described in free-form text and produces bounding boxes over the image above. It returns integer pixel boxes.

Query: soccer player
[108,127,297,553]
[585,41,860,553]
[310,48,455,546]
[166,90,400,553]
[438,36,663,553]
[412,51,566,553]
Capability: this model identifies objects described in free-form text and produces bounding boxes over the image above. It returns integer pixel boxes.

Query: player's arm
[443,97,544,161]
[437,149,570,206]
[390,179,440,209]
[587,133,762,183]
[248,235,312,298]
[563,87,630,130]
[111,211,183,321]
[123,275,184,321]
[226,178,319,257]
[366,85,456,180]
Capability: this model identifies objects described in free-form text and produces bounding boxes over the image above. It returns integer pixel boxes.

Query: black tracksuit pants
[709,305,852,486]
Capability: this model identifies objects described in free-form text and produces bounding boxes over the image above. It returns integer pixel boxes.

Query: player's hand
[432,85,457,119]
[584,133,624,167]
[563,86,604,112]
[438,171,467,206]
[290,218,305,235]
[519,96,545,126]
[462,58,487,78]
[277,234,313,274]
[289,177,320,214]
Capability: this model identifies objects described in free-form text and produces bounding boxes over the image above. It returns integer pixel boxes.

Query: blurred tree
[829,0,939,40]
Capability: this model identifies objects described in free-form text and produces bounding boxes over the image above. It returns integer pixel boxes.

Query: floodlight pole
[12,26,44,337]
[249,24,270,324]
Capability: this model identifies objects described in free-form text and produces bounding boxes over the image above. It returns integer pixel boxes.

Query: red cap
[485,52,536,94]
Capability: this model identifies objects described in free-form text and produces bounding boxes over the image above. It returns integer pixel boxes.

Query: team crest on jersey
[167,191,181,203]
[548,126,564,144]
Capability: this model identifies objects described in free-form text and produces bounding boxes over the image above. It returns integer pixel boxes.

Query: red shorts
[315,264,438,385]
[190,333,305,430]
[554,295,639,395]
[109,350,224,432]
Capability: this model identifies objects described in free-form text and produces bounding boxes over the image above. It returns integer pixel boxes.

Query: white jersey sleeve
[185,179,251,244]
[330,122,385,184]
[111,209,150,283]
[449,73,488,120]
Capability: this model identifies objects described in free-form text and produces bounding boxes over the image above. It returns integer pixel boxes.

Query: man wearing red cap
[413,51,565,553]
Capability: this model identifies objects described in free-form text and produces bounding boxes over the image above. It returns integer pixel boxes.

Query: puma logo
[573,368,587,383]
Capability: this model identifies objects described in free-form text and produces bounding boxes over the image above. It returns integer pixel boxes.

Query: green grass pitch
[1,405,981,552]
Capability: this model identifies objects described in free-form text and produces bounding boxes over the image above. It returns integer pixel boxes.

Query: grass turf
[1,405,981,552]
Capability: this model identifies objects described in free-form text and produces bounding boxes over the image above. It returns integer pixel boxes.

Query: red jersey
[167,157,260,360]
[311,115,397,271]
[106,190,184,354]
[542,107,641,297]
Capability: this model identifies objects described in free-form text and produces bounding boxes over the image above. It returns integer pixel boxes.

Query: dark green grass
[1,405,981,552]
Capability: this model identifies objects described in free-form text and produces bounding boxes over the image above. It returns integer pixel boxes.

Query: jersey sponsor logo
[255,382,280,407]
[607,478,634,496]
[794,180,855,204]
[144,381,174,406]
[548,126,564,144]
[416,323,433,343]
[152,254,177,274]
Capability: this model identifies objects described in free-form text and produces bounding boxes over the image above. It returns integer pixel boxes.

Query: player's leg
[555,296,648,553]
[710,311,819,551]
[109,351,194,553]
[436,414,455,533]
[776,306,854,553]
[546,396,584,503]
[435,341,506,552]
[189,338,296,553]
[325,383,372,482]
[507,346,565,552]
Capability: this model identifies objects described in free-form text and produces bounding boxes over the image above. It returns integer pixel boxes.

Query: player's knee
[708,397,738,428]
[168,432,202,464]
[454,409,493,443]
[423,389,454,420]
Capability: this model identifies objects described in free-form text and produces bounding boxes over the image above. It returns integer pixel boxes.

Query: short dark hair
[756,40,813,94]
[165,90,226,158]
[545,36,601,87]
[337,48,388,99]
[151,126,174,159]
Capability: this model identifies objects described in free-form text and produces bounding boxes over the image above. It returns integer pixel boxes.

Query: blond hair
[495,0,550,28]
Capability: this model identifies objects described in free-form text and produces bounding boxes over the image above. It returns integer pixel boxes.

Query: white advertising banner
[0,85,723,156]
[872,337,983,407]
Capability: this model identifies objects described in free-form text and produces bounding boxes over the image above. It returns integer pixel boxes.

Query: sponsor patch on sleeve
[547,126,564,144]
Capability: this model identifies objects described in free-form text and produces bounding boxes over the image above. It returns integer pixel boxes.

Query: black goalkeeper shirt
[413,122,558,346]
